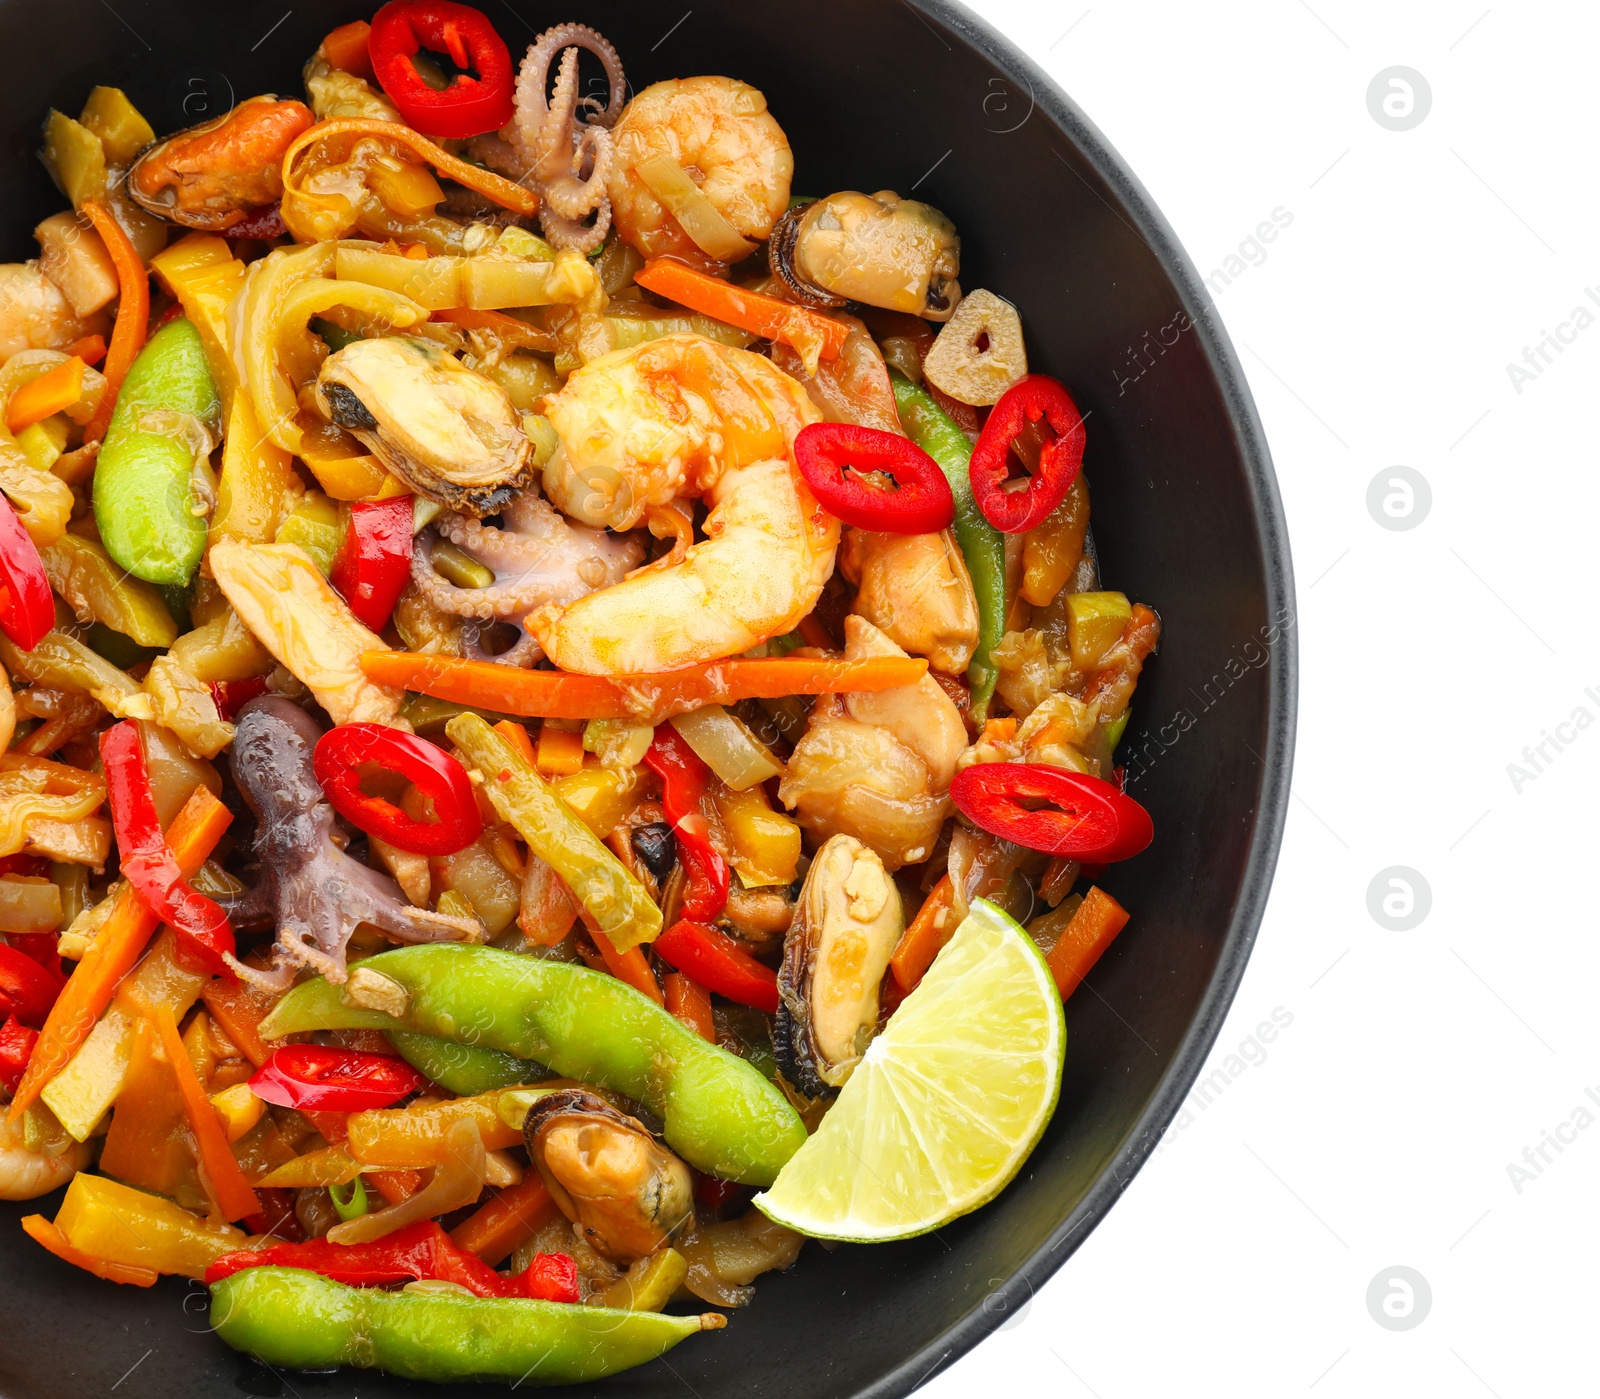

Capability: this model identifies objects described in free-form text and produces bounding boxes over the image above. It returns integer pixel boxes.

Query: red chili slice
[249,1044,430,1113]
[950,762,1153,861]
[0,496,56,651]
[793,421,954,533]
[643,728,730,923]
[313,723,482,856]
[0,945,63,1028]
[968,374,1087,534]
[331,495,413,634]
[368,0,515,139]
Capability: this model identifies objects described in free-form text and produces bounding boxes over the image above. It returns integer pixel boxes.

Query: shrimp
[530,334,837,674]
[0,1112,88,1200]
[607,77,793,261]
[0,263,109,361]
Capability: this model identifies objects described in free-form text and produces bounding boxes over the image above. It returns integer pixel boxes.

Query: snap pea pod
[93,317,220,586]
[891,369,1007,722]
[387,1030,552,1096]
[210,1267,721,1383]
[261,943,808,1185]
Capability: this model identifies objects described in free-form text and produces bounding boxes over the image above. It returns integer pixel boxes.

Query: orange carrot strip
[63,334,107,367]
[449,1175,557,1266]
[1045,886,1131,1000]
[889,875,956,993]
[21,1214,158,1287]
[796,614,835,650]
[664,971,714,1042]
[369,1169,422,1204]
[590,927,663,1005]
[6,357,84,434]
[10,786,231,1117]
[153,1002,260,1222]
[80,200,150,442]
[535,726,584,778]
[363,651,928,722]
[635,258,848,362]
[199,976,277,1067]
[321,19,374,79]
[492,719,537,769]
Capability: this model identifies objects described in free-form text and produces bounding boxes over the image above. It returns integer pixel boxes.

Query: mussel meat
[775,833,903,1098]
[769,190,961,320]
[523,1088,694,1262]
[315,336,533,516]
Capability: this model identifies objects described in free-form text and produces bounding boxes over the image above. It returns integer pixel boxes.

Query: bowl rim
[864,4,1298,1394]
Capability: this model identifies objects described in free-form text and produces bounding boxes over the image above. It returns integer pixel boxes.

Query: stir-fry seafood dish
[0,3,1161,1383]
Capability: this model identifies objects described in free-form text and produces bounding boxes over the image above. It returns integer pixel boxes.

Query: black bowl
[0,1,1294,1395]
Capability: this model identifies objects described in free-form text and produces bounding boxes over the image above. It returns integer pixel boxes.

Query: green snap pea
[93,317,220,586]
[210,1267,720,1383]
[261,943,808,1185]
[891,369,1007,723]
[386,1029,552,1096]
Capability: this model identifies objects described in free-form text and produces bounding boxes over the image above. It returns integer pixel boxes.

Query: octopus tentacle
[543,122,613,223]
[539,198,612,254]
[461,619,543,668]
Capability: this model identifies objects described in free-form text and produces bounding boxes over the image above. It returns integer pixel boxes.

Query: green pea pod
[260,943,807,1185]
[891,369,1007,722]
[93,317,220,586]
[386,1029,552,1096]
[210,1268,721,1382]
[447,711,662,951]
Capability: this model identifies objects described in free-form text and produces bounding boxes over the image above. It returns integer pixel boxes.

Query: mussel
[769,190,961,320]
[775,833,903,1098]
[523,1088,694,1262]
[315,336,533,516]
[127,96,314,231]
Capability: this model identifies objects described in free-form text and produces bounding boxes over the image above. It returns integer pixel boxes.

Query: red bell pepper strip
[949,763,1153,862]
[792,422,954,534]
[206,1219,578,1301]
[968,374,1087,534]
[368,0,515,139]
[223,203,288,242]
[0,946,63,1028]
[653,920,779,1015]
[643,728,729,922]
[0,1016,38,1094]
[0,496,55,651]
[99,721,236,978]
[208,676,269,720]
[331,495,413,633]
[313,723,483,856]
[249,1044,430,1113]
[694,1171,753,1215]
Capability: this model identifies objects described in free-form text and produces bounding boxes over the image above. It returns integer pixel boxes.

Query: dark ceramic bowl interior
[0,1,1294,1395]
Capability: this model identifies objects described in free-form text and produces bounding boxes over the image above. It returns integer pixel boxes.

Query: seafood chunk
[840,527,980,675]
[316,337,533,516]
[0,262,109,360]
[775,834,902,1098]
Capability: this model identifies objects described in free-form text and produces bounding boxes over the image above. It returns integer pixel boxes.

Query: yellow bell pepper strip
[153,1001,260,1221]
[98,1016,196,1199]
[634,258,848,364]
[447,713,662,951]
[79,200,149,443]
[363,650,930,722]
[449,1174,558,1266]
[6,357,85,435]
[210,394,299,546]
[209,1081,265,1143]
[20,1213,158,1287]
[39,533,178,648]
[257,1144,365,1189]
[9,785,230,1118]
[344,1085,546,1167]
[52,1171,246,1278]
[148,234,248,413]
[1045,884,1131,1000]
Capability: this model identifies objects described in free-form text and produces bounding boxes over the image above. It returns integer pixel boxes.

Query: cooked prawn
[530,334,837,674]
[607,77,793,261]
[0,1112,88,1201]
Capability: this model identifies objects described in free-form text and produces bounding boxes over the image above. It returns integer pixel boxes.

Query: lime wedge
[753,898,1065,1242]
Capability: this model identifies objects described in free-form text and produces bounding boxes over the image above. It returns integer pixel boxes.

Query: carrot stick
[492,719,537,769]
[796,614,835,650]
[590,927,663,1005]
[369,1169,423,1205]
[63,334,107,367]
[79,200,150,443]
[1045,886,1131,1000]
[664,971,714,1042]
[889,875,956,993]
[363,651,928,722]
[320,19,374,79]
[152,1001,260,1222]
[21,1214,158,1287]
[199,977,277,1067]
[534,726,584,777]
[449,1174,557,1266]
[6,357,84,434]
[10,786,231,1117]
[635,258,848,362]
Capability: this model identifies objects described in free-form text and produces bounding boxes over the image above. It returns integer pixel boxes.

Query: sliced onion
[632,154,756,264]
[669,705,783,791]
[0,876,61,935]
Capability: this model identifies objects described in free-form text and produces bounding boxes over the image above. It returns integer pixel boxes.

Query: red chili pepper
[331,496,413,633]
[0,947,59,1029]
[643,729,729,922]
[368,0,515,139]
[950,763,1153,861]
[653,920,779,1015]
[313,723,482,856]
[209,676,269,721]
[249,1044,429,1113]
[206,1219,577,1300]
[694,1171,754,1215]
[0,496,55,652]
[223,203,288,242]
[99,721,236,978]
[792,422,954,533]
[0,1016,37,1094]
[0,855,49,878]
[968,374,1087,534]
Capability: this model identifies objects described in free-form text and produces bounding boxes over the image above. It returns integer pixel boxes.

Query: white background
[926,2,1597,1395]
